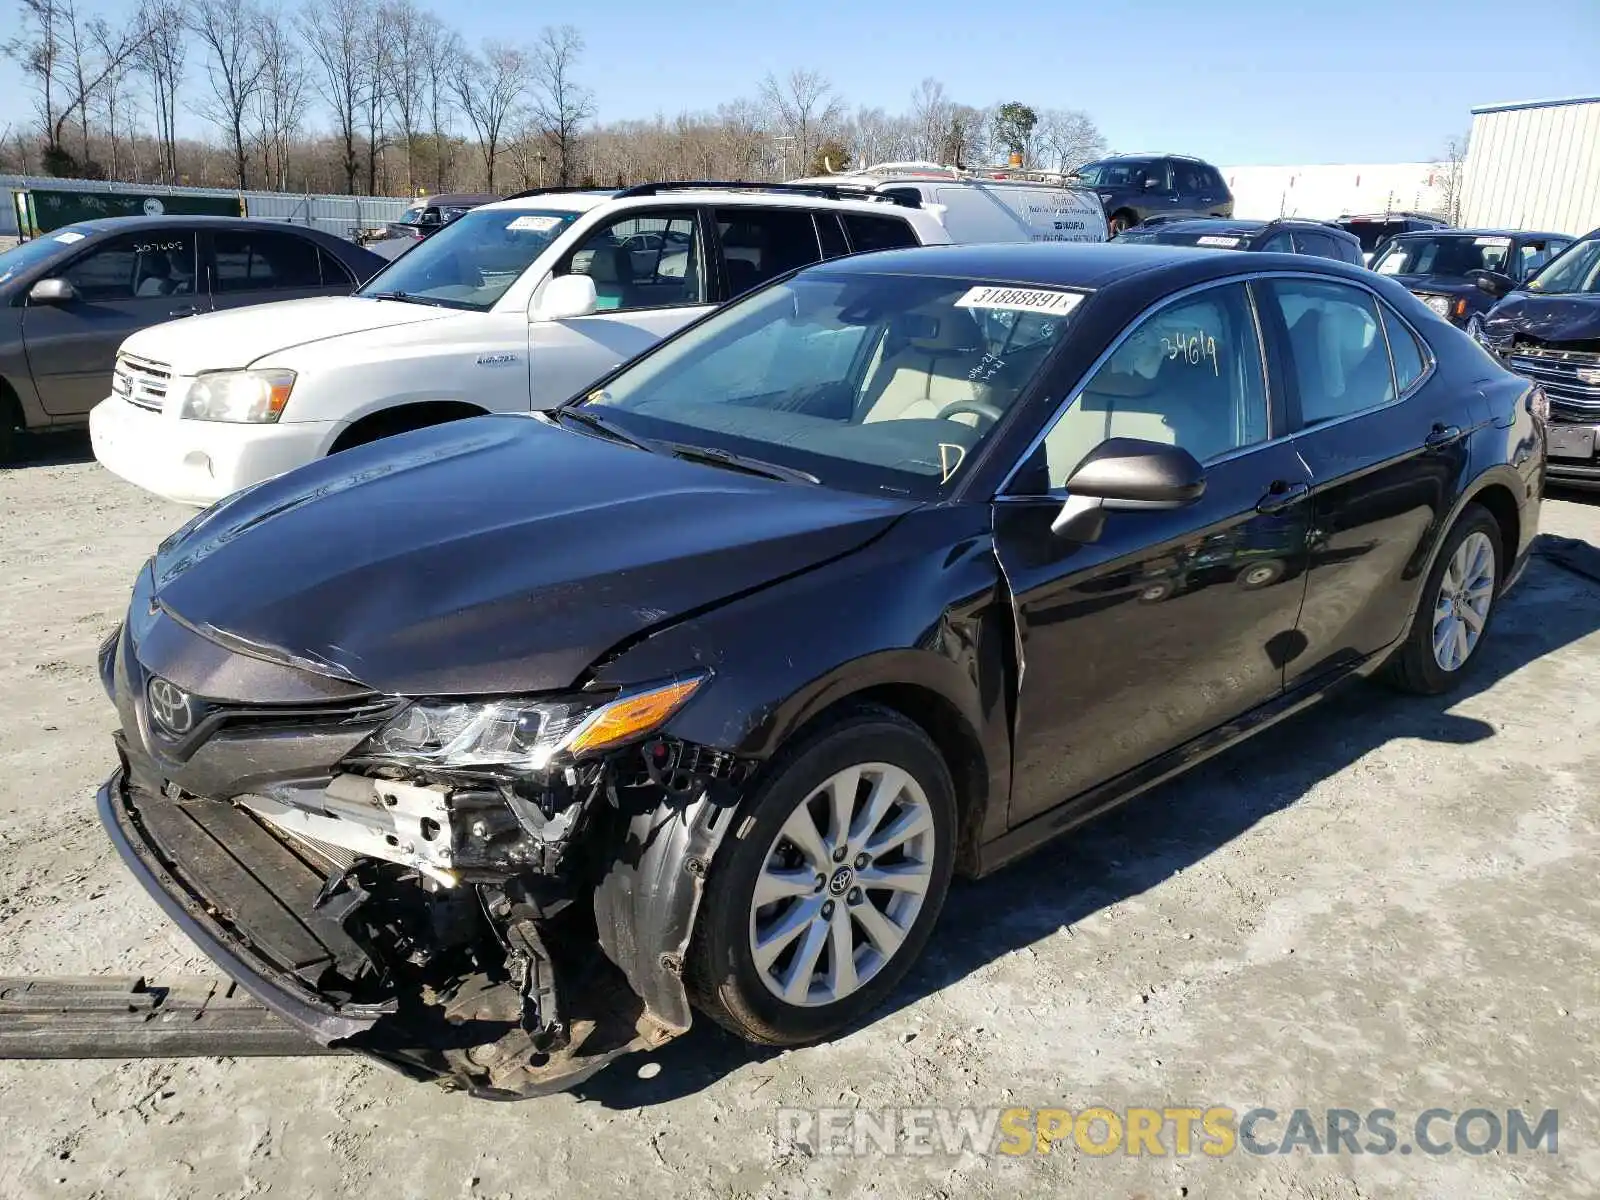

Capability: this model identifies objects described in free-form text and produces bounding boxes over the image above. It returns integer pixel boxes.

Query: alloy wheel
[747,763,936,1008]
[1431,530,1496,672]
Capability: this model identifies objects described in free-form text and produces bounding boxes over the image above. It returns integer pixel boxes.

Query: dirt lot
[2,434,1597,1200]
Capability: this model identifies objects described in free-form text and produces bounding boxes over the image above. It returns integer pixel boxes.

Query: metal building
[1460,95,1600,236]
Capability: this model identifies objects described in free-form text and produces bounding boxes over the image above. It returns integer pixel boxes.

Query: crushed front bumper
[99,765,670,1098]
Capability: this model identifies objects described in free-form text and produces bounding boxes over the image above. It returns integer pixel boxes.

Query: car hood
[1483,292,1600,346]
[118,295,459,373]
[147,415,915,696]
[1390,273,1481,296]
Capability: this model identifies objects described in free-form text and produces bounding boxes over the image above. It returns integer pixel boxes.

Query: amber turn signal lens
[566,677,705,755]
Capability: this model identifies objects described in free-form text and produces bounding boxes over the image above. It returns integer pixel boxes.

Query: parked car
[1070,154,1233,236]
[787,161,1108,243]
[1328,212,1450,264]
[367,192,501,261]
[0,217,385,462]
[89,183,950,506]
[1112,217,1363,263]
[97,241,1542,1099]
[1471,229,1600,486]
[1370,228,1574,327]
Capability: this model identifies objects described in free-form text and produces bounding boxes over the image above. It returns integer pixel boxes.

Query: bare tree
[299,0,368,193]
[1035,108,1104,176]
[5,0,148,175]
[1435,133,1469,225]
[528,25,592,186]
[422,24,461,192]
[189,0,266,187]
[135,0,185,183]
[452,41,527,192]
[382,0,431,195]
[359,20,392,193]
[760,68,842,179]
[909,77,952,163]
[93,36,136,178]
[251,5,306,188]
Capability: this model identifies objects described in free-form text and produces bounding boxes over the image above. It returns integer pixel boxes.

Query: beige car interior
[856,310,996,426]
[1042,297,1244,485]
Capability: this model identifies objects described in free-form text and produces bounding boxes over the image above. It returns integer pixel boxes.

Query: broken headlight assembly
[354,674,708,775]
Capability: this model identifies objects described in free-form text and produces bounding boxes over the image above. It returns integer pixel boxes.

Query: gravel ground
[2,433,1598,1200]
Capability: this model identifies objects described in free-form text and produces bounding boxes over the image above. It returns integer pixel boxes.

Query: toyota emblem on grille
[147,677,195,736]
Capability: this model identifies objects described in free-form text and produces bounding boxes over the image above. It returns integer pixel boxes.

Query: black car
[97,242,1542,1098]
[1370,228,1574,327]
[0,217,385,461]
[1473,228,1600,486]
[1072,154,1233,236]
[368,192,501,261]
[1329,212,1451,262]
[1112,217,1363,264]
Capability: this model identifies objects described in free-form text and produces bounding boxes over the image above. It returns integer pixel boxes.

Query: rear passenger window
[815,212,849,259]
[319,248,357,287]
[843,214,920,254]
[716,208,822,297]
[213,230,322,293]
[1269,280,1396,425]
[1381,304,1426,394]
[1291,231,1342,260]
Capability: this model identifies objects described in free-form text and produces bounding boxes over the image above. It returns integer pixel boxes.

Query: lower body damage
[101,738,751,1098]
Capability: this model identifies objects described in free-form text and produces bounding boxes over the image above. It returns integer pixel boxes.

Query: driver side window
[559,210,706,311]
[1039,282,1269,487]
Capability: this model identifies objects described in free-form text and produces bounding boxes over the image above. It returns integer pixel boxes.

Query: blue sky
[4,0,1597,165]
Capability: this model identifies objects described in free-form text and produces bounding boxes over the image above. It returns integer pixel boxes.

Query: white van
[788,161,1109,245]
[89,184,950,506]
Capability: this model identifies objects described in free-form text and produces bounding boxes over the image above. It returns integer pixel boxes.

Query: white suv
[89,184,950,506]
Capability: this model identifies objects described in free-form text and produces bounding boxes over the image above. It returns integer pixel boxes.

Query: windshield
[0,227,88,286]
[357,207,579,310]
[581,272,1083,497]
[1372,234,1511,278]
[1526,236,1600,295]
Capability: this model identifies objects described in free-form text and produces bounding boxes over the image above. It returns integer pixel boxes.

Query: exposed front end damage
[102,671,755,1097]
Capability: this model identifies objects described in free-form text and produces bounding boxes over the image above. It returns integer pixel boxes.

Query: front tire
[1385,504,1501,694]
[686,706,956,1046]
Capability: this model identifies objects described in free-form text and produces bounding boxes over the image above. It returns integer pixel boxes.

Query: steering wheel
[934,399,1006,429]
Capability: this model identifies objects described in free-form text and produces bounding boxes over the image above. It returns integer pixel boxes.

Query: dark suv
[1072,154,1233,236]
[1328,212,1449,263]
[1112,217,1363,264]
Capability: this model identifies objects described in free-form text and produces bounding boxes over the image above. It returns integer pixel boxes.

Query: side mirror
[1051,437,1206,540]
[1470,269,1515,298]
[28,277,77,304]
[535,273,598,321]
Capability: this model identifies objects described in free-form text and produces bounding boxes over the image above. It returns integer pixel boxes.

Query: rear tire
[0,384,22,464]
[1384,504,1501,695]
[686,705,956,1047]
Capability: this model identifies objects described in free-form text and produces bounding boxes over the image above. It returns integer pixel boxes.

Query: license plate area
[1548,425,1596,460]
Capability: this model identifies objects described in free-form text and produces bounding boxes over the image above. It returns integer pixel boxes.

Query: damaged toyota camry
[98,243,1543,1098]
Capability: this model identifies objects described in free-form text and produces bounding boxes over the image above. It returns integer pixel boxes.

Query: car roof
[812,240,1366,291]
[1384,227,1569,240]
[68,215,334,234]
[481,188,934,218]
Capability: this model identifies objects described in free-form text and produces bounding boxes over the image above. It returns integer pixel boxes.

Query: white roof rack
[814,160,1092,189]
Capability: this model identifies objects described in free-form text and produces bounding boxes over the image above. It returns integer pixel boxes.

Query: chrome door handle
[168,305,196,317]
[1425,423,1462,448]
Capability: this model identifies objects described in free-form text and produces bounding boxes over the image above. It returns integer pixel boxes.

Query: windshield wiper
[550,406,655,452]
[363,290,452,308]
[664,442,820,485]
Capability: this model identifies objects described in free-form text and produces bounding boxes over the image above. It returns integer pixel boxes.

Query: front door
[21,229,202,417]
[993,279,1314,827]
[529,207,715,407]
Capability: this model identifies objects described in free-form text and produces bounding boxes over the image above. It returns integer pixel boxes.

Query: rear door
[528,207,717,407]
[205,228,336,311]
[1263,276,1475,686]
[21,228,201,418]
